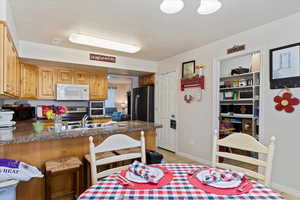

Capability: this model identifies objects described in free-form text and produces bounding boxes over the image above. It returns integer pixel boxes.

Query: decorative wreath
[274,91,299,113]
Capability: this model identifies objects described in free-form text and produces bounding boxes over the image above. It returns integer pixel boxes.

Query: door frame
[212,48,266,141]
[155,70,178,153]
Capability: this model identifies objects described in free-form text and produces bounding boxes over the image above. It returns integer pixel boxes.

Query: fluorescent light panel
[69,33,141,53]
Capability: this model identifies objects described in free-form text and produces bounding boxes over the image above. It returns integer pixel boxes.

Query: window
[105,87,116,107]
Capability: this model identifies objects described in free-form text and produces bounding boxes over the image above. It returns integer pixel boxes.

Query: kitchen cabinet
[15,58,21,97]
[139,74,155,86]
[57,68,73,84]
[89,71,108,100]
[38,67,57,99]
[2,23,19,97]
[20,63,38,99]
[74,70,89,85]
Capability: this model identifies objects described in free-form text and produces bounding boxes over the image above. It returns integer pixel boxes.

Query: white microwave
[56,84,89,100]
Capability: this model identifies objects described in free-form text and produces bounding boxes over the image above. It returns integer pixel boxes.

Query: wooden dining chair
[212,130,276,187]
[88,131,146,185]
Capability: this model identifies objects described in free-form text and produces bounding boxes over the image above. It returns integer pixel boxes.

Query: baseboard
[272,182,300,198]
[176,151,211,166]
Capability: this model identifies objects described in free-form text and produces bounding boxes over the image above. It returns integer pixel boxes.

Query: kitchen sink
[50,121,128,132]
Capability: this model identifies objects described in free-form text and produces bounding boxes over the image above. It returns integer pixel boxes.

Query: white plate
[125,167,164,183]
[197,170,242,188]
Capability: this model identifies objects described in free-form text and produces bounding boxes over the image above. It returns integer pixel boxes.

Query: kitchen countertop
[0,120,162,145]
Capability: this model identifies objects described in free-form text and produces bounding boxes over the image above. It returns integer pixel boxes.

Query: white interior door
[157,72,177,152]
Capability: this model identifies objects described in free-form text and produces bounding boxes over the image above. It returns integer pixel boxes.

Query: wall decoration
[227,44,246,54]
[90,53,116,63]
[273,90,299,113]
[182,60,195,79]
[270,43,300,89]
[184,94,193,103]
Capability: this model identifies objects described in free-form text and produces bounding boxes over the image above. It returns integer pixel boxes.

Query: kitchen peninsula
[0,120,162,200]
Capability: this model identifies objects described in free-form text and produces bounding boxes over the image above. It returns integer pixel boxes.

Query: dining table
[78,163,286,200]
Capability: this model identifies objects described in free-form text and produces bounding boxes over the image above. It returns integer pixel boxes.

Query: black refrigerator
[127,86,154,122]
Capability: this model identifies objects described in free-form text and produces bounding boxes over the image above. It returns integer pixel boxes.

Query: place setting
[114,161,174,190]
[188,167,253,195]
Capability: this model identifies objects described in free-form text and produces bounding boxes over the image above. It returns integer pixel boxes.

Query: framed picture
[270,43,300,89]
[182,60,195,79]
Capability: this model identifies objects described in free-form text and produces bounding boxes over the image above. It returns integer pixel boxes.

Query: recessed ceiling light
[69,33,141,53]
[160,0,184,14]
[197,0,222,15]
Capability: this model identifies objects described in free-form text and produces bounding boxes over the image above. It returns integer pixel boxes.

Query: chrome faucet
[81,114,89,128]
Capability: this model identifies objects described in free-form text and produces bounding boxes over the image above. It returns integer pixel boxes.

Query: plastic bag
[0,158,43,181]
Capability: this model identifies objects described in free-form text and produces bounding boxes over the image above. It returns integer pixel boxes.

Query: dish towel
[202,169,244,185]
[128,161,162,183]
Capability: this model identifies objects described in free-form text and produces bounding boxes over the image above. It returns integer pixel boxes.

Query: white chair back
[89,131,146,185]
[212,131,276,186]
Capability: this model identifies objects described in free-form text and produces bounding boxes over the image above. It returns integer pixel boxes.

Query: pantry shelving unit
[218,52,261,140]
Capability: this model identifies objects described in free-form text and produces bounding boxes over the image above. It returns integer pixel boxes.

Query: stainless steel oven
[89,101,105,118]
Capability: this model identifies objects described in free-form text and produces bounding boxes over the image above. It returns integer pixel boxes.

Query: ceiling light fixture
[69,33,141,53]
[197,0,222,15]
[160,0,184,14]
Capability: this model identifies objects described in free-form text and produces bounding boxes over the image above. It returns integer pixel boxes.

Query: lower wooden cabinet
[89,71,108,100]
[20,63,38,99]
[38,67,57,99]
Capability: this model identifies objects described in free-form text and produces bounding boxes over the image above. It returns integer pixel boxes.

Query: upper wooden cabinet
[74,70,89,85]
[1,23,19,97]
[139,74,155,86]
[20,63,38,99]
[57,68,73,84]
[38,67,57,99]
[89,71,108,100]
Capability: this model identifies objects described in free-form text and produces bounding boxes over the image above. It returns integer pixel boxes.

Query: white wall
[0,0,19,49]
[158,12,300,197]
[19,41,158,73]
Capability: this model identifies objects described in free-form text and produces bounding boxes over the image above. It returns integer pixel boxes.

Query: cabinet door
[38,67,57,99]
[21,63,38,99]
[3,28,16,96]
[15,58,21,97]
[74,70,89,85]
[89,71,108,100]
[57,68,73,84]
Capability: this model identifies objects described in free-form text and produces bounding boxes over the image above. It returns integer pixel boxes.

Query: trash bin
[0,180,19,200]
[146,150,164,164]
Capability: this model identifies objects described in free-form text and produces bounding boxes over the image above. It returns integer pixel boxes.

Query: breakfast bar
[0,120,162,200]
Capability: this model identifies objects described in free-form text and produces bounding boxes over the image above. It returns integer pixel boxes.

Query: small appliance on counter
[89,101,105,118]
[2,105,35,121]
[0,110,16,140]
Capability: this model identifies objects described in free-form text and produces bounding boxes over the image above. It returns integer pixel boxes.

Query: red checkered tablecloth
[78,163,286,200]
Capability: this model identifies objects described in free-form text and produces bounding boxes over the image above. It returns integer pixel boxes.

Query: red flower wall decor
[274,92,299,113]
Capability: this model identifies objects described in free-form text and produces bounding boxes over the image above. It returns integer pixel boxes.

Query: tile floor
[158,148,299,200]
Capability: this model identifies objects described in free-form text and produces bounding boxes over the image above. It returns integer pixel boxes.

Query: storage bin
[0,180,19,200]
